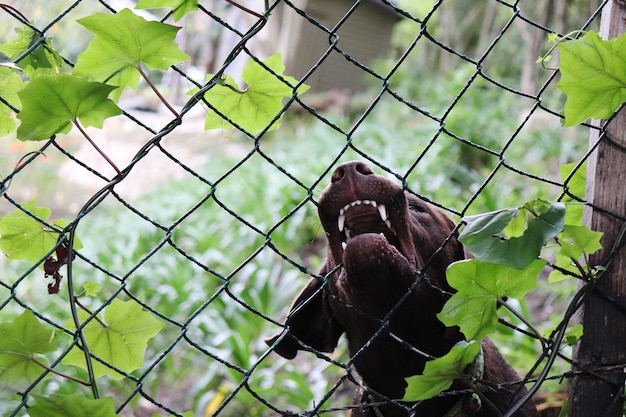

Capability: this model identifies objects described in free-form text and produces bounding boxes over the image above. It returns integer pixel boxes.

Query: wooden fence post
[570,1,626,416]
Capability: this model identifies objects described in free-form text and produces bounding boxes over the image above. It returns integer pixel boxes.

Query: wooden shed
[272,0,402,93]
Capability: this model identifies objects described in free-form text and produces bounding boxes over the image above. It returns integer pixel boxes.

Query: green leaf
[153,412,194,417]
[403,341,480,401]
[16,74,123,141]
[0,26,63,74]
[29,395,118,417]
[83,282,101,297]
[63,299,163,379]
[548,224,603,282]
[560,162,587,201]
[560,162,587,225]
[548,252,579,283]
[195,53,309,134]
[557,31,626,126]
[135,0,198,21]
[74,8,189,99]
[558,225,602,259]
[564,324,584,346]
[439,259,545,340]
[460,200,565,269]
[0,67,25,136]
[0,199,81,263]
[0,311,58,396]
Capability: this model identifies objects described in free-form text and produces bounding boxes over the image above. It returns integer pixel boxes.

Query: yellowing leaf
[195,53,309,134]
[63,299,163,379]
[557,31,626,126]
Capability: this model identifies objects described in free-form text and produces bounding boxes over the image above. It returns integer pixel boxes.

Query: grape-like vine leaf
[62,299,163,379]
[136,0,198,21]
[16,74,123,141]
[73,8,189,100]
[0,26,63,75]
[403,341,481,401]
[29,394,118,417]
[83,282,102,297]
[0,67,24,135]
[194,53,310,134]
[459,199,565,269]
[438,259,546,340]
[557,31,626,127]
[0,311,58,396]
[0,199,82,263]
[548,224,603,283]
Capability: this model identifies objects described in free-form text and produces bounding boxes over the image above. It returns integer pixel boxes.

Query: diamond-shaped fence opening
[1,1,624,417]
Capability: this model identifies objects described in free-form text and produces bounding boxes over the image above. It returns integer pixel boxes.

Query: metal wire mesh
[0,1,622,416]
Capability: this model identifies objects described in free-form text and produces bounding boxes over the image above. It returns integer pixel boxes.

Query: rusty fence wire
[0,1,621,416]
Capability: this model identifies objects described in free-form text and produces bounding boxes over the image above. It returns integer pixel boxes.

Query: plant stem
[0,3,30,23]
[500,299,547,351]
[72,120,121,175]
[74,298,107,328]
[135,64,181,120]
[30,356,91,386]
[66,229,100,399]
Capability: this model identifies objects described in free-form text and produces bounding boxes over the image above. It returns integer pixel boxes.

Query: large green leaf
[438,259,545,340]
[0,311,58,396]
[459,200,565,269]
[29,395,118,417]
[403,341,480,401]
[63,299,163,379]
[16,74,123,141]
[73,8,189,99]
[195,53,309,134]
[557,31,626,126]
[136,0,198,21]
[0,199,81,263]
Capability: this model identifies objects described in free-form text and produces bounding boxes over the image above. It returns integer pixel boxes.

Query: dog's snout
[331,162,374,183]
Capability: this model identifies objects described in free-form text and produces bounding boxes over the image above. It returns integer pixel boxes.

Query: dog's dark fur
[265,162,538,417]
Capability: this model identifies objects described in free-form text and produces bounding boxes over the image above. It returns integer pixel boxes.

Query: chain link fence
[0,1,621,416]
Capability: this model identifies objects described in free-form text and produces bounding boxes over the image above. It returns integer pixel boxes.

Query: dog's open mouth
[337,199,401,253]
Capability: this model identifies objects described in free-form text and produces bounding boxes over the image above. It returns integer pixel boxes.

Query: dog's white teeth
[385,219,392,229]
[338,214,345,232]
[341,241,347,250]
[345,229,351,239]
[377,204,388,222]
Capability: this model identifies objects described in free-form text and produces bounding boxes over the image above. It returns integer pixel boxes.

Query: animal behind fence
[266,161,539,417]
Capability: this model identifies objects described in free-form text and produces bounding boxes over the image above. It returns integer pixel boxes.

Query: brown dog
[265,162,538,417]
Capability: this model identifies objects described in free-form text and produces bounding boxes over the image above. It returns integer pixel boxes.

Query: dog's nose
[331,162,374,183]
